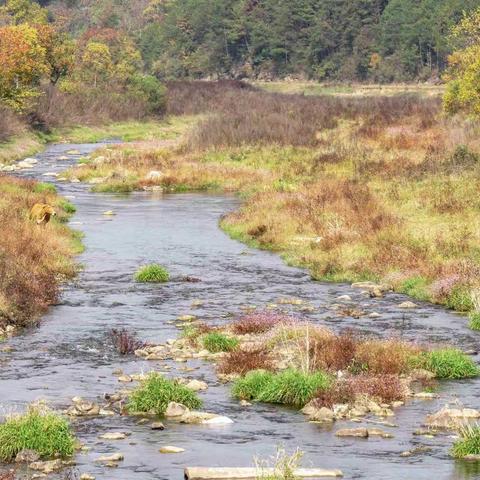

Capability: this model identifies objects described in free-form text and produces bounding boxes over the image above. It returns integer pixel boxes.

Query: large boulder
[425,407,480,429]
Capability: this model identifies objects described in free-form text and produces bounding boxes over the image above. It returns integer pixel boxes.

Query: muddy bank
[0,143,479,479]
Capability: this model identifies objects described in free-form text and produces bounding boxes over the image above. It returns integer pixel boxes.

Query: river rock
[186,379,208,391]
[80,474,96,480]
[302,403,335,423]
[99,432,127,440]
[414,392,438,399]
[67,399,100,416]
[159,446,185,454]
[67,150,81,155]
[15,449,40,463]
[399,301,417,309]
[96,453,124,463]
[425,407,480,429]
[337,295,351,302]
[103,210,115,216]
[165,402,189,417]
[151,422,165,430]
[118,375,133,383]
[178,315,197,322]
[400,446,432,457]
[29,460,63,473]
[367,428,393,438]
[202,416,234,425]
[336,428,369,438]
[351,282,390,294]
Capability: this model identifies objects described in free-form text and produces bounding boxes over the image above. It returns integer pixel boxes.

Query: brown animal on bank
[29,203,56,225]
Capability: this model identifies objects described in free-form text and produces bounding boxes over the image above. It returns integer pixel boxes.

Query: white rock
[145,170,163,180]
[202,416,234,425]
[399,301,417,309]
[165,402,189,417]
[99,432,127,440]
[159,446,185,454]
[186,379,208,391]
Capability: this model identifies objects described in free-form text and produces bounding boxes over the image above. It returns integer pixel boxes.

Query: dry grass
[314,374,407,408]
[232,311,295,335]
[217,347,275,376]
[0,176,79,328]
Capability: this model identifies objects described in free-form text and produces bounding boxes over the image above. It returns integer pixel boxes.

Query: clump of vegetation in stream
[451,424,480,458]
[232,369,331,407]
[0,406,75,462]
[202,332,239,353]
[128,372,202,415]
[410,349,479,379]
[134,264,170,283]
[109,328,147,355]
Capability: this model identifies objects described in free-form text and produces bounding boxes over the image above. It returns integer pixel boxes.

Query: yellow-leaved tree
[444,8,480,116]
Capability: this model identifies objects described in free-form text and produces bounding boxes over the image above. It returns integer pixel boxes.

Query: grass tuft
[134,264,170,283]
[232,369,331,408]
[452,424,480,458]
[202,332,239,353]
[127,372,202,415]
[411,349,479,379]
[469,312,480,331]
[0,406,75,462]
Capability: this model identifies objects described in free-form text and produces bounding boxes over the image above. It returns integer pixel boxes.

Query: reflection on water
[1,143,479,479]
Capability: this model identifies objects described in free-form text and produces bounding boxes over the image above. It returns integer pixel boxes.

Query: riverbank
[0,176,81,332]
[59,81,480,325]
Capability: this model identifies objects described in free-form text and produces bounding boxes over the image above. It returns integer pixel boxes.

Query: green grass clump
[58,199,76,214]
[232,370,275,400]
[202,332,239,353]
[134,264,170,283]
[398,276,430,301]
[232,369,331,407]
[445,285,474,312]
[452,424,480,458]
[34,182,57,194]
[127,372,202,415]
[411,349,479,379]
[0,406,75,461]
[469,312,480,331]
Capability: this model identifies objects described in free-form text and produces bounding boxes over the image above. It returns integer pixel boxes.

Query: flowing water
[1,142,480,480]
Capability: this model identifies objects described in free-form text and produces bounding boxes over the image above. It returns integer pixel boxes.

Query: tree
[0,24,47,110]
[443,8,480,116]
[0,0,48,26]
[80,41,113,87]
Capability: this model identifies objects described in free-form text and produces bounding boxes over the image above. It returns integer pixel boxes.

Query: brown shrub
[314,374,406,408]
[0,471,15,480]
[217,347,274,376]
[109,328,146,355]
[309,331,357,372]
[353,339,420,375]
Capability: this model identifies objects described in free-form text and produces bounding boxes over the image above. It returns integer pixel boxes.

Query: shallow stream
[1,143,480,480]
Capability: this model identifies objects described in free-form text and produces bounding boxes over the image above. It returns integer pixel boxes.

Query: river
[1,142,480,480]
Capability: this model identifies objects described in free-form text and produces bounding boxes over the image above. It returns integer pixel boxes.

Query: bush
[0,406,75,462]
[217,347,274,375]
[451,424,480,458]
[202,332,239,353]
[134,264,169,283]
[127,372,202,415]
[129,75,166,114]
[232,369,331,408]
[411,349,479,379]
[469,312,480,331]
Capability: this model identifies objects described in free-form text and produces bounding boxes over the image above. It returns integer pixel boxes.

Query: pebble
[159,446,185,454]
[96,453,124,463]
[103,210,115,216]
[99,432,127,440]
[335,428,369,438]
[151,422,165,430]
[399,301,417,309]
[80,474,96,480]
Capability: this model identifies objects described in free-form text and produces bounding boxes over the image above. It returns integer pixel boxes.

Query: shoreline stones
[425,407,480,429]
[159,446,185,454]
